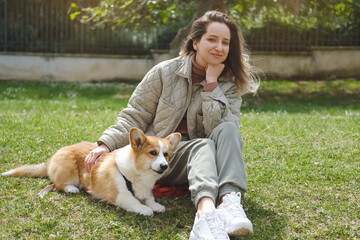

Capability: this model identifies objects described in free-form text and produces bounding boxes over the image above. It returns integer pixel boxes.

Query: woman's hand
[205,63,225,83]
[84,144,110,173]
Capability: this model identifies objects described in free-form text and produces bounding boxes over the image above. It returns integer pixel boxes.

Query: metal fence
[247,23,360,52]
[1,0,359,55]
[0,0,176,55]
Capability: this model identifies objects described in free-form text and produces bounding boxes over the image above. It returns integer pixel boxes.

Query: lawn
[0,79,359,239]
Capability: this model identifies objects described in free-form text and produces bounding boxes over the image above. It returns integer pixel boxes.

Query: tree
[69,0,359,53]
[69,0,195,31]
[228,0,358,31]
[69,0,229,55]
[70,0,358,31]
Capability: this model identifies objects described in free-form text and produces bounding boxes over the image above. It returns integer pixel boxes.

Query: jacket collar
[175,54,194,82]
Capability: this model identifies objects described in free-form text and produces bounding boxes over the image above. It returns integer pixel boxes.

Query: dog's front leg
[114,192,154,216]
[145,194,165,213]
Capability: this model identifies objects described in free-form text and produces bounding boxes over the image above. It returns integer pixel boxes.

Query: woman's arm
[201,64,242,134]
[201,81,242,134]
[84,64,164,172]
[98,65,163,151]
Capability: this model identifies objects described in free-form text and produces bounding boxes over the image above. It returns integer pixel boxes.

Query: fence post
[315,2,319,46]
[4,0,7,51]
[155,27,159,49]
[0,0,1,51]
[80,22,84,53]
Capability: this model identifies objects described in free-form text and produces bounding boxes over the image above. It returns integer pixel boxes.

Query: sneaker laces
[204,210,229,239]
[222,192,247,218]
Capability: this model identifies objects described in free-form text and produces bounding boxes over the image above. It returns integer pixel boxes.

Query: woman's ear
[193,40,198,51]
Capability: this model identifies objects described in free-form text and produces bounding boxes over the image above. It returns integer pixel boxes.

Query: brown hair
[180,11,259,94]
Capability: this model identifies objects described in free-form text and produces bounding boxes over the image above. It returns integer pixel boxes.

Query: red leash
[82,187,91,194]
[152,180,189,197]
[81,181,189,198]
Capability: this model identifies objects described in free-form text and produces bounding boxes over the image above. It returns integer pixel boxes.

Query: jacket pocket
[154,97,176,134]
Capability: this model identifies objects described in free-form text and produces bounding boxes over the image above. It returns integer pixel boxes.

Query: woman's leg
[161,138,219,208]
[162,139,230,239]
[162,122,247,205]
[207,122,247,200]
[161,123,250,238]
[208,122,253,237]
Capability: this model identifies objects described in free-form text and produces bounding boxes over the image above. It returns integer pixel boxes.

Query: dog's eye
[150,151,157,156]
[163,153,168,157]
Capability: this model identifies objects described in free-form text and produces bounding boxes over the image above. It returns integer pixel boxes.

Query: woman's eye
[150,151,157,156]
[223,41,229,46]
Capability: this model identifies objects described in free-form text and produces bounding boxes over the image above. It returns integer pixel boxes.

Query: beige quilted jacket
[98,54,243,151]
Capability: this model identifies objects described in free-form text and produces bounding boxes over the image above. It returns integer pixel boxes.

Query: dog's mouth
[153,169,165,175]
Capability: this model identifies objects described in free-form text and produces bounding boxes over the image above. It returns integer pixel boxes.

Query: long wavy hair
[180,11,259,94]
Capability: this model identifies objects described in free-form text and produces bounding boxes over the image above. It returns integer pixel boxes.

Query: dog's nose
[160,163,168,171]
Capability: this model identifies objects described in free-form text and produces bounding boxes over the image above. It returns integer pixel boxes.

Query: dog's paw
[150,202,166,213]
[136,205,154,216]
[64,185,79,193]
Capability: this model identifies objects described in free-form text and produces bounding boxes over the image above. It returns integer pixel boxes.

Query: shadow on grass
[0,80,136,100]
[0,176,286,239]
[74,190,287,239]
[230,198,287,240]
[73,191,196,238]
[1,80,359,114]
[242,87,360,113]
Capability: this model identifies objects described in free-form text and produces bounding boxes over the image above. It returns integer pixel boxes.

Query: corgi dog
[2,127,181,216]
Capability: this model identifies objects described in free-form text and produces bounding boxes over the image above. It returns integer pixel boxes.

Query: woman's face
[193,22,230,68]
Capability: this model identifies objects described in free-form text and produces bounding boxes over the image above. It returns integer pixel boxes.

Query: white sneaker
[189,209,229,240]
[217,192,253,236]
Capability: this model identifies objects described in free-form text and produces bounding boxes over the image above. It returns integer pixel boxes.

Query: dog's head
[129,127,181,175]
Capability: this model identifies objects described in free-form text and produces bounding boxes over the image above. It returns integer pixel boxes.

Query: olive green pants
[161,122,247,207]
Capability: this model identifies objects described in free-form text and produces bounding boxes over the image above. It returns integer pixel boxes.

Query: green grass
[1,79,359,239]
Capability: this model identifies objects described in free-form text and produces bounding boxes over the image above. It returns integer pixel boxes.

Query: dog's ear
[129,127,146,151]
[166,132,181,151]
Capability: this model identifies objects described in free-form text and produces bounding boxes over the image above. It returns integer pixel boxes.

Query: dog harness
[121,173,134,196]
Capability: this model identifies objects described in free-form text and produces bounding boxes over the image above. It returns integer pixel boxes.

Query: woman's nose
[215,42,223,51]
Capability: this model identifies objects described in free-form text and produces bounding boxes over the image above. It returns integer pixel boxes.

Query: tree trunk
[169,0,228,57]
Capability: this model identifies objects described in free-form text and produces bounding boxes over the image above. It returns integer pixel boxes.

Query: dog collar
[121,173,134,196]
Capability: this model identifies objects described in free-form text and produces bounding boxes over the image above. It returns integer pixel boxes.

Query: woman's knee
[208,122,243,149]
[218,122,239,133]
[211,122,241,138]
[194,138,216,151]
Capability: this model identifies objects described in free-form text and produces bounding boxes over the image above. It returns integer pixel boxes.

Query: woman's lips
[211,53,222,58]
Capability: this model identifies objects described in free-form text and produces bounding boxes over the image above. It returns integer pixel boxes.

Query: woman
[85,11,259,239]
